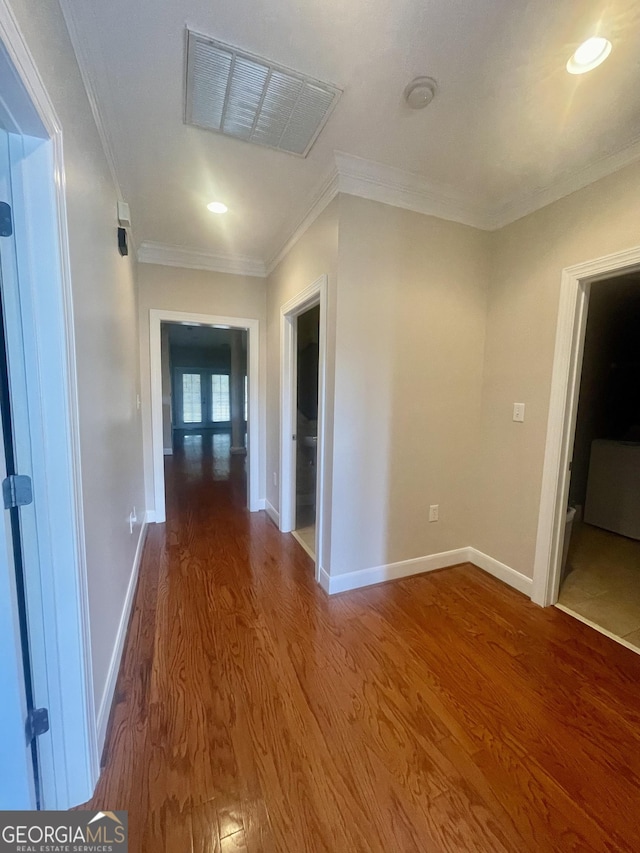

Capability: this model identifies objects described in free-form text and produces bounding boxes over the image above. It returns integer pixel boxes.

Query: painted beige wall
[474,159,640,578]
[7,0,146,712]
[137,263,267,510]
[266,198,338,563]
[332,195,490,574]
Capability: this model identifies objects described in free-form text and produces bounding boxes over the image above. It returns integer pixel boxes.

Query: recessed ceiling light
[207,201,228,214]
[567,37,612,74]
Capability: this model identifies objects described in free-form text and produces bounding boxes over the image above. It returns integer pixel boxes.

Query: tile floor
[293,523,316,558]
[558,521,640,650]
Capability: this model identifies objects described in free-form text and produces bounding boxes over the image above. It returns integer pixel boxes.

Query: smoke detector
[404,77,438,109]
[185,30,341,157]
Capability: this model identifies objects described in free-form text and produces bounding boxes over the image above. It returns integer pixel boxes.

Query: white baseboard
[96,520,148,756]
[466,547,533,596]
[145,509,156,524]
[163,447,173,456]
[319,567,331,593]
[319,546,533,597]
[265,500,280,527]
[324,548,469,595]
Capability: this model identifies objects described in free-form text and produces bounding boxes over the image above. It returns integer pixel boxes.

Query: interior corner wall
[6,0,146,716]
[266,197,339,565]
[331,194,490,576]
[137,263,267,512]
[473,159,640,579]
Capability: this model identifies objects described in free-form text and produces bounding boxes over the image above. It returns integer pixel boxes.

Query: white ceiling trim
[334,151,489,230]
[130,137,640,278]
[266,166,339,274]
[484,136,640,230]
[137,241,267,277]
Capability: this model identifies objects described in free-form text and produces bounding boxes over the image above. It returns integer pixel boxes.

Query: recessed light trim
[207,201,228,214]
[567,37,612,74]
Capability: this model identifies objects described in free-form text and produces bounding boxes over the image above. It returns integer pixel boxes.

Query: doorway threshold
[555,603,640,657]
[291,529,315,561]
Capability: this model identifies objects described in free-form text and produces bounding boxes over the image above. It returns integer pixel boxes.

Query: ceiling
[60,0,640,270]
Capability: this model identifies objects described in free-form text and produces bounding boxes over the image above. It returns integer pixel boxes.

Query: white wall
[137,263,267,511]
[266,198,338,566]
[332,195,490,575]
[474,159,640,579]
[6,0,145,713]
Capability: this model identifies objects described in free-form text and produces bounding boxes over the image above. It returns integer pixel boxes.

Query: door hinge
[3,474,33,509]
[26,707,49,741]
[0,201,12,237]
[292,434,296,441]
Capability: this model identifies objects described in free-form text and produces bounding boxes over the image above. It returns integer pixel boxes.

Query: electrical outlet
[429,504,439,522]
[513,403,525,422]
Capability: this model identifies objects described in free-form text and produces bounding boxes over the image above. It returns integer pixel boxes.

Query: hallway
[85,435,640,852]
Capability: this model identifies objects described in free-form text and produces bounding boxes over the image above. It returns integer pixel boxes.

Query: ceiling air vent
[185,30,341,157]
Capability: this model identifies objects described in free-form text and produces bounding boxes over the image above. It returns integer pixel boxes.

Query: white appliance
[584,439,640,540]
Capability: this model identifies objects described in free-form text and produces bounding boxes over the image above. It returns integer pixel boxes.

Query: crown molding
[484,136,640,230]
[334,151,489,230]
[137,241,267,278]
[266,166,339,274]
[140,135,640,278]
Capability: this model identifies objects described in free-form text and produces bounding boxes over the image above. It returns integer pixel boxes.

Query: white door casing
[533,246,640,606]
[0,6,98,807]
[279,275,328,584]
[149,309,261,522]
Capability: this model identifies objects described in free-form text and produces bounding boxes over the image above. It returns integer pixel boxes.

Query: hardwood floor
[84,430,640,851]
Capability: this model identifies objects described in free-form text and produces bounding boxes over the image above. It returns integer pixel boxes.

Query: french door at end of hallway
[174,368,231,429]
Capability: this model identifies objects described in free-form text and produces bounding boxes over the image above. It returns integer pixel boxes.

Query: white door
[0,127,39,808]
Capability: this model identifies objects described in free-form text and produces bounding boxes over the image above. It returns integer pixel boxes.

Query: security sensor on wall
[117,201,130,256]
[117,227,128,256]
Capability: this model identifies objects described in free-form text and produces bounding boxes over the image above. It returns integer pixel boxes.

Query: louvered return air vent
[185,31,341,157]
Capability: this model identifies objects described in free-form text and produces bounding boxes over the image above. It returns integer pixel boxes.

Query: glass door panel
[211,374,230,422]
[182,373,202,424]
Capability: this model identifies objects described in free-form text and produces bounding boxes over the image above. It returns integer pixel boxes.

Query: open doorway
[162,322,248,459]
[557,274,640,649]
[291,305,320,559]
[279,275,327,582]
[149,310,260,523]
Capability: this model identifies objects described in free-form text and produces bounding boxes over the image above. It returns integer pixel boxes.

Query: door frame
[0,3,98,806]
[149,309,261,522]
[279,275,328,583]
[532,245,640,606]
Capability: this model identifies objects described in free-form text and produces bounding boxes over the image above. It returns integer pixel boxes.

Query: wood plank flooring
[83,430,640,851]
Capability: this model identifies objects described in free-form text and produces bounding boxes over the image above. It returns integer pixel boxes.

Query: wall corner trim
[265,500,279,526]
[318,567,331,594]
[96,520,148,756]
